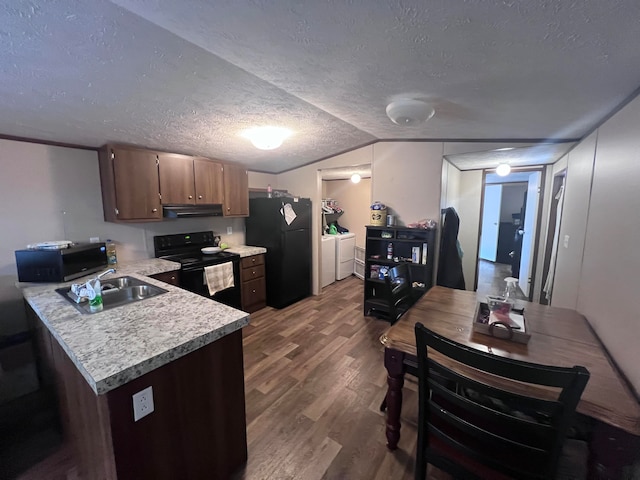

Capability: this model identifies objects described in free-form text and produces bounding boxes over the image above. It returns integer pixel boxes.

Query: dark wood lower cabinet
[240,255,266,313]
[149,269,180,286]
[44,325,247,480]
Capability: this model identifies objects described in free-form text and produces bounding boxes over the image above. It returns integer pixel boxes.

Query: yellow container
[370,207,387,226]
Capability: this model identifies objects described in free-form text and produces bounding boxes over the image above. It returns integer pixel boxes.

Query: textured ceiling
[1,1,640,173]
[444,143,576,171]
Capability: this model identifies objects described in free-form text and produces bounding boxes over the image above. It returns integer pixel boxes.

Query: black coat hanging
[437,207,466,290]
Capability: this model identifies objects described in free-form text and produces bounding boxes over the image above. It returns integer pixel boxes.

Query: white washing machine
[335,232,356,280]
[321,235,336,288]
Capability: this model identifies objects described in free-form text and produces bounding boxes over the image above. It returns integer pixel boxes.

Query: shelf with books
[364,225,436,318]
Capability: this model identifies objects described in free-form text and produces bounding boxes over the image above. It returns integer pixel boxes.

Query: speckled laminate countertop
[225,245,267,257]
[22,258,249,395]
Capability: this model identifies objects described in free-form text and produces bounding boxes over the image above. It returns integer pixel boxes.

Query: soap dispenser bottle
[503,277,518,308]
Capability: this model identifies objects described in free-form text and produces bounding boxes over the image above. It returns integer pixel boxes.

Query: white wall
[549,133,596,309]
[371,142,444,225]
[572,96,640,395]
[441,159,461,212]
[456,170,483,291]
[248,171,277,189]
[323,178,371,247]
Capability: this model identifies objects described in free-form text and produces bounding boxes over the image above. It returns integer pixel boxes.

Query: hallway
[476,259,527,300]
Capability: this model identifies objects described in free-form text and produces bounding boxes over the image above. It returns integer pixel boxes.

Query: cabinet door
[158,153,196,205]
[112,148,162,220]
[241,277,266,312]
[149,270,180,286]
[194,158,224,204]
[223,163,249,216]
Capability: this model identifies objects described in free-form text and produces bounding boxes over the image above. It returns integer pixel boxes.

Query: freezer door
[278,198,311,231]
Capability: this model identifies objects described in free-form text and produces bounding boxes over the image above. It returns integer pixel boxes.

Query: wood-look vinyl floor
[16,276,449,480]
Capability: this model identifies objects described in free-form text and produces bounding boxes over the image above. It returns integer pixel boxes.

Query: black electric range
[154,231,241,308]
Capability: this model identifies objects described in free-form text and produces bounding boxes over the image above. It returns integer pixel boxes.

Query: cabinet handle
[227,207,231,211]
[152,208,158,213]
[188,195,193,199]
[251,258,256,263]
[252,289,256,293]
[198,195,203,199]
[170,276,175,281]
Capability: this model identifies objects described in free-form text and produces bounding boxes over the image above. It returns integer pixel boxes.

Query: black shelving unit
[364,225,436,315]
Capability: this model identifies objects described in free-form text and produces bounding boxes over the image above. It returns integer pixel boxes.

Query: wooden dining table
[380,286,640,451]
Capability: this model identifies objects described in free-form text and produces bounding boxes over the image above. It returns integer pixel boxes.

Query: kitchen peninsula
[21,259,250,480]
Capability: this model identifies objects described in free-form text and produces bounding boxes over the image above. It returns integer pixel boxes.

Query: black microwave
[15,243,108,283]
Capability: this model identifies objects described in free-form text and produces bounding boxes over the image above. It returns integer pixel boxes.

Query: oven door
[180,261,241,310]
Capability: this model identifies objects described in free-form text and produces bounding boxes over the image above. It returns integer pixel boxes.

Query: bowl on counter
[201,247,222,254]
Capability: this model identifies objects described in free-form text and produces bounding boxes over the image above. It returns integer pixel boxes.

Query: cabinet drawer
[149,270,180,286]
[241,254,264,269]
[241,277,266,310]
[241,264,265,282]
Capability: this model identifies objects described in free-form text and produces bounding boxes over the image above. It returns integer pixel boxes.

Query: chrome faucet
[95,268,116,281]
[69,268,116,303]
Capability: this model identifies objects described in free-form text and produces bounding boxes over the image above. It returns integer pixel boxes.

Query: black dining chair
[414,322,591,480]
[365,263,414,323]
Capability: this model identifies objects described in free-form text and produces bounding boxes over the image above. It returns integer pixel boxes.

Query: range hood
[163,204,223,218]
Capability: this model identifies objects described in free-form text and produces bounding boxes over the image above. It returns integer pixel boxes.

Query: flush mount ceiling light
[386,99,435,126]
[496,163,511,176]
[350,173,361,184]
[241,126,292,150]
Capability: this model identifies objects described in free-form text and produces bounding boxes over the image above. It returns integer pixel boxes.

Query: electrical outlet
[132,386,154,422]
[89,236,100,243]
[563,235,570,248]
[227,226,233,235]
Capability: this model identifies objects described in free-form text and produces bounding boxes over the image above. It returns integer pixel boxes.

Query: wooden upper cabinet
[158,153,196,205]
[99,144,249,222]
[99,146,162,222]
[194,158,224,204]
[223,163,249,216]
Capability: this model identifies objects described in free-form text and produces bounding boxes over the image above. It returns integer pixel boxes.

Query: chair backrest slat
[414,322,590,480]
[427,376,557,449]
[427,357,565,419]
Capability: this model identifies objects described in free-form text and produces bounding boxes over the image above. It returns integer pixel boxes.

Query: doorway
[477,170,542,300]
[317,165,371,289]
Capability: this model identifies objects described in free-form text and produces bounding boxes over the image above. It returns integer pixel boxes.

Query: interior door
[479,184,502,262]
[519,171,541,297]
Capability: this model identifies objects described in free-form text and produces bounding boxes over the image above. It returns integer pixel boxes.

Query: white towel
[203,263,235,296]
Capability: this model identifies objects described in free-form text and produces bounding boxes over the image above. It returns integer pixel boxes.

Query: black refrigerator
[245,197,312,308]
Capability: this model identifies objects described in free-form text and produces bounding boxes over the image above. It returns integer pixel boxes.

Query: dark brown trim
[529,167,546,302]
[0,133,99,151]
[540,171,567,305]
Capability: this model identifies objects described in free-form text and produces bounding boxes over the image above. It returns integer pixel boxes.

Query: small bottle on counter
[387,243,393,260]
[88,279,103,313]
[106,239,118,265]
[267,184,272,198]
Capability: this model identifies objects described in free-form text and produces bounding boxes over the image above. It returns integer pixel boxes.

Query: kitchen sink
[55,276,168,314]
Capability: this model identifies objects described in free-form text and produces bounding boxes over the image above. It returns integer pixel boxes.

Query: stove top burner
[153,231,239,269]
[161,250,239,269]
[180,257,199,264]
